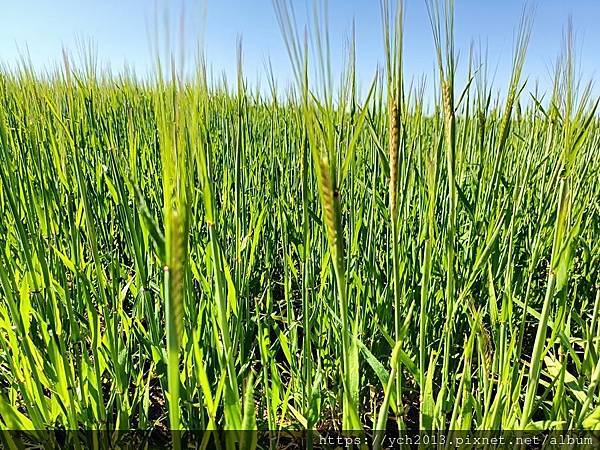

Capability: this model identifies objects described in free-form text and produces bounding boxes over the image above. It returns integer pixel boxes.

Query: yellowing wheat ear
[388,96,399,220]
[318,154,343,269]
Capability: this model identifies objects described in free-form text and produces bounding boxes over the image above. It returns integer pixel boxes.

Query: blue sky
[1,1,599,100]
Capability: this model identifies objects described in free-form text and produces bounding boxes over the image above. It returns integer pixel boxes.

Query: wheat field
[0,0,599,448]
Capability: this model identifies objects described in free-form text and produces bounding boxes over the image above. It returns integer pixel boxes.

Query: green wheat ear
[165,208,187,441]
[167,209,186,349]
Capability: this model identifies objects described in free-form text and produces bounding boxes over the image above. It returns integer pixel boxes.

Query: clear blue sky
[1,0,599,101]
